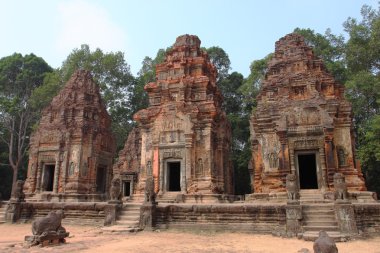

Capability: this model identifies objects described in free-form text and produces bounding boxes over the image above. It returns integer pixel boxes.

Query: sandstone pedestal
[286,203,302,236]
[139,202,157,230]
[24,231,69,248]
[335,202,358,235]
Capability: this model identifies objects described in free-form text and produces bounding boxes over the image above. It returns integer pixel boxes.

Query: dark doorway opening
[123,181,131,197]
[96,166,107,193]
[168,162,181,191]
[298,154,318,189]
[43,165,55,191]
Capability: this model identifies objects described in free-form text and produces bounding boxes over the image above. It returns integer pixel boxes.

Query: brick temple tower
[123,35,233,198]
[24,70,116,201]
[250,33,366,194]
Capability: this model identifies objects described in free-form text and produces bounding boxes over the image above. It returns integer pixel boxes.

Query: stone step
[123,203,143,208]
[120,210,140,215]
[121,208,140,212]
[304,221,338,227]
[303,225,339,232]
[302,231,350,242]
[301,201,330,205]
[121,209,140,213]
[302,203,334,207]
[101,225,140,233]
[113,202,143,229]
[302,206,334,212]
[303,215,337,222]
[303,210,335,214]
[119,214,140,220]
[300,195,324,199]
[116,220,140,226]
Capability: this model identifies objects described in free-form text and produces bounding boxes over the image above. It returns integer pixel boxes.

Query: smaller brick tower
[24,70,116,202]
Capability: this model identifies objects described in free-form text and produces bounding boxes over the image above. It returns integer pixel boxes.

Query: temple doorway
[168,162,181,191]
[96,166,107,193]
[297,153,318,189]
[123,181,131,197]
[42,164,55,191]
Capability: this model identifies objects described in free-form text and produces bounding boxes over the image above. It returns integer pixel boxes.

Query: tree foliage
[204,46,250,194]
[240,54,272,110]
[132,48,170,117]
[206,46,231,82]
[343,4,380,194]
[0,53,52,197]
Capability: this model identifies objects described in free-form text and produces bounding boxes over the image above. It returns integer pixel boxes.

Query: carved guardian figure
[32,210,66,235]
[11,180,25,202]
[25,210,69,247]
[286,174,299,201]
[333,173,348,201]
[109,178,121,201]
[144,177,156,203]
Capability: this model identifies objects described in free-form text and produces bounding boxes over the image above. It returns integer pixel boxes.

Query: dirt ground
[0,223,380,253]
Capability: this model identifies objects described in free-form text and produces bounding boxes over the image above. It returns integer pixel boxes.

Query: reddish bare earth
[0,223,379,253]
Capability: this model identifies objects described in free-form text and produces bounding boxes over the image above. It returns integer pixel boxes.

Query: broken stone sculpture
[24,210,69,247]
[286,174,299,201]
[144,177,156,203]
[11,180,25,202]
[313,231,338,253]
[333,173,348,201]
[109,178,121,201]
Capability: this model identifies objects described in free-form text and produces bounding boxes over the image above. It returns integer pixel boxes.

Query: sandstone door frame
[41,163,56,192]
[163,158,183,192]
[294,150,321,190]
[121,174,135,198]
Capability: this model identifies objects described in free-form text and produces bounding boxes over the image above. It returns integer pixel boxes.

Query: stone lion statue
[11,180,25,202]
[144,177,156,203]
[286,174,299,201]
[109,178,121,201]
[32,210,66,236]
[333,173,348,201]
[313,230,338,253]
[25,210,69,247]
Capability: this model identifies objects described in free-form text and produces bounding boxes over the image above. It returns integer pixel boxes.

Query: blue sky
[0,0,378,77]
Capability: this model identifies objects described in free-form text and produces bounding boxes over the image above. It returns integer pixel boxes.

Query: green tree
[358,115,380,194]
[206,46,231,82]
[240,54,272,111]
[343,4,380,194]
[132,48,169,117]
[0,53,52,197]
[204,46,251,194]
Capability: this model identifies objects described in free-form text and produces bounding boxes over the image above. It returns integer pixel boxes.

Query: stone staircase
[300,189,326,203]
[157,192,181,203]
[0,203,7,224]
[102,199,143,232]
[299,190,349,241]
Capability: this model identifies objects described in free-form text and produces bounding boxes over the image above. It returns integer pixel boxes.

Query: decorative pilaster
[335,202,358,234]
[36,162,43,193]
[53,155,60,193]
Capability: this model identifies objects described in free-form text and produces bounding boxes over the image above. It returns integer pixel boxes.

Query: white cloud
[55,0,126,55]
